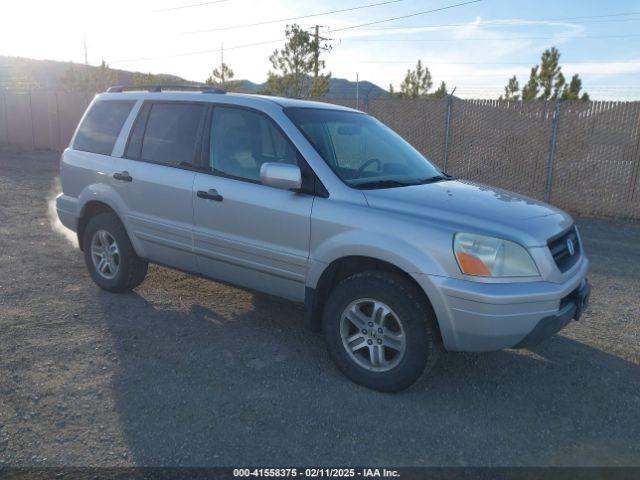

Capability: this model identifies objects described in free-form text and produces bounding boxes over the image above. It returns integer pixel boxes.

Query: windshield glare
[285,107,442,188]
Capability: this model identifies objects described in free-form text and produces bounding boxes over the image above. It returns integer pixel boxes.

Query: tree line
[205,24,332,97]
[384,47,588,101]
[55,23,589,102]
[501,47,589,101]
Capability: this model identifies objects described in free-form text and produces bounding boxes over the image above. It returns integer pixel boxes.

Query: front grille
[548,226,581,273]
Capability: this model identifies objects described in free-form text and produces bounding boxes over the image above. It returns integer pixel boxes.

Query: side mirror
[260,162,302,191]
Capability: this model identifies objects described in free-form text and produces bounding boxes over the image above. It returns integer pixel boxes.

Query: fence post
[1,92,9,145]
[544,99,562,203]
[28,91,36,150]
[442,92,454,172]
[54,92,62,152]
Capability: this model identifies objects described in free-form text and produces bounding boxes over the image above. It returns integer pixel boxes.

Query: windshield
[285,107,444,189]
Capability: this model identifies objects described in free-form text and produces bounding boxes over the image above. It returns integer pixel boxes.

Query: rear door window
[73,100,135,155]
[139,103,205,166]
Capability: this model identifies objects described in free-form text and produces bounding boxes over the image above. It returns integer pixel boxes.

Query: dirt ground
[1,149,639,467]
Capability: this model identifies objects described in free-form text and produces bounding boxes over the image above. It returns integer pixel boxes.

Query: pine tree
[561,73,589,100]
[538,47,565,99]
[398,60,433,98]
[502,75,520,100]
[262,24,331,98]
[507,47,589,101]
[205,62,241,91]
[521,67,540,101]
[310,75,331,98]
[432,81,448,99]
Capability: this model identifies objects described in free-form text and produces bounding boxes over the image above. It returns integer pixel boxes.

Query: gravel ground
[1,149,639,467]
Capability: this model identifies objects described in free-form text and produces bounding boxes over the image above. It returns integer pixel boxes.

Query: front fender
[307,229,463,350]
[307,229,447,289]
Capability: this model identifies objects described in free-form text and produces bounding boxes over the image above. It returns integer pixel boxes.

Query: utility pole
[313,25,320,81]
[310,25,332,97]
[83,35,88,65]
[220,42,225,83]
[356,73,359,110]
[312,25,332,80]
[443,86,457,173]
[545,98,562,203]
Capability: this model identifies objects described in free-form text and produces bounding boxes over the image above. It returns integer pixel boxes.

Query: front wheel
[322,271,440,392]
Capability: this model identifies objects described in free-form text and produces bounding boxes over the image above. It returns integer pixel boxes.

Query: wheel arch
[74,182,142,252]
[77,200,117,250]
[305,256,442,344]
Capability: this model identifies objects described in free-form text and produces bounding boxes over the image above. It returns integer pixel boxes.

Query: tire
[322,271,441,392]
[82,212,148,292]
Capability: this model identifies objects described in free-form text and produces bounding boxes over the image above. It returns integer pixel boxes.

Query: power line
[357,12,640,30]
[113,0,481,63]
[435,84,640,88]
[349,60,640,64]
[111,38,283,64]
[155,0,230,12]
[326,0,483,33]
[391,69,640,78]
[366,18,640,30]
[339,33,640,42]
[181,0,407,34]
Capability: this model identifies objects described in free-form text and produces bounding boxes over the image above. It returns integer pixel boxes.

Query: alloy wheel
[90,229,120,280]
[339,298,406,372]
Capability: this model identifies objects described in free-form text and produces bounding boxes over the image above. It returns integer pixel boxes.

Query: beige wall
[0,91,92,151]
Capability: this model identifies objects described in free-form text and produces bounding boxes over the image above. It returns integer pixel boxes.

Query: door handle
[113,171,132,182]
[197,189,223,202]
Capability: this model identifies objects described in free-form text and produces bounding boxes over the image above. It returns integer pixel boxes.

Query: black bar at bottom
[1,467,639,480]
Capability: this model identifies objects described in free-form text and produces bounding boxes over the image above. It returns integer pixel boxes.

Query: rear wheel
[323,271,440,392]
[82,212,148,292]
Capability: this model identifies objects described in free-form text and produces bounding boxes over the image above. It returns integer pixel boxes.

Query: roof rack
[106,84,226,94]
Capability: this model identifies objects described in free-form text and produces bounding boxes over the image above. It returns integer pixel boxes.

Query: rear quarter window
[73,100,135,155]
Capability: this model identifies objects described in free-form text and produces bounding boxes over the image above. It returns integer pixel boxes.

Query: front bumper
[412,256,589,352]
[513,278,590,348]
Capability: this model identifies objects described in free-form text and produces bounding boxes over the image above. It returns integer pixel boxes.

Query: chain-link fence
[325,96,640,220]
[2,89,639,219]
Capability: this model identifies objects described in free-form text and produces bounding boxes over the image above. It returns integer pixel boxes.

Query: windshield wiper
[413,174,456,185]
[354,174,456,190]
[354,179,417,189]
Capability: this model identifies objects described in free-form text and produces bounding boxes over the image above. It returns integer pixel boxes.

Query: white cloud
[327,16,589,96]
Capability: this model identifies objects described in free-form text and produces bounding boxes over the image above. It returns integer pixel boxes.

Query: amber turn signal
[456,252,491,276]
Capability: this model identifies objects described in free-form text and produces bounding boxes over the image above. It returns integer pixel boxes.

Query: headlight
[453,233,539,277]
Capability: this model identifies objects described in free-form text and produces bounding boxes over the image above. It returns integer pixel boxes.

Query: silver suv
[57,85,590,392]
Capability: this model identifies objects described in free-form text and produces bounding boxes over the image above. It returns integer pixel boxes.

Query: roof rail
[106,84,226,94]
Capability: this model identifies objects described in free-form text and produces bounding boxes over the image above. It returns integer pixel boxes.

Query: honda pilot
[56,85,590,392]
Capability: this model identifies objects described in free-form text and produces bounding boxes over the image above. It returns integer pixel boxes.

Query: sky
[2,0,640,99]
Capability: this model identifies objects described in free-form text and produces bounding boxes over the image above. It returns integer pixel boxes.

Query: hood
[362,180,573,246]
